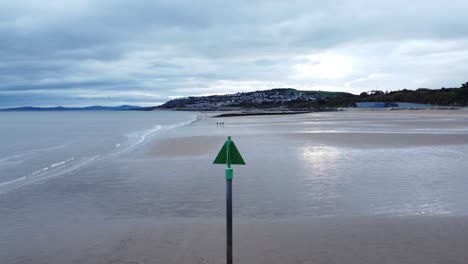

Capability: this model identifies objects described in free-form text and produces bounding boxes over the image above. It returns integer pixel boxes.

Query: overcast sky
[1,0,467,107]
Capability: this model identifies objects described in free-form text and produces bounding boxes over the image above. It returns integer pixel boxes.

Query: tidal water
[0,111,198,193]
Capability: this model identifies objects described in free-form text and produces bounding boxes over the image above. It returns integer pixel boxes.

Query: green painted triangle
[213,137,246,165]
[213,142,228,164]
[228,141,246,165]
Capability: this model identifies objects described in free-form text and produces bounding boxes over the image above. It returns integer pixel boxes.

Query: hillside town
[157,88,331,109]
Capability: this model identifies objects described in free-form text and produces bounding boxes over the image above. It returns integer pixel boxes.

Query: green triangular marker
[213,136,246,264]
[213,136,246,165]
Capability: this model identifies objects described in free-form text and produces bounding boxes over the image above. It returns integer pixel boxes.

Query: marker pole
[226,136,233,264]
[213,136,245,264]
[226,177,232,264]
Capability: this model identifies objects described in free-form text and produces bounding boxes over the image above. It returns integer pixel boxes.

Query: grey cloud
[1,0,468,107]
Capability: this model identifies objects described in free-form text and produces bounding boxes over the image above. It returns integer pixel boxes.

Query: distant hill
[153,82,468,110]
[0,105,142,112]
[354,82,468,106]
[4,82,467,112]
[154,88,355,110]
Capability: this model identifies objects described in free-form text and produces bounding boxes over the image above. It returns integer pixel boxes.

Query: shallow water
[0,111,198,193]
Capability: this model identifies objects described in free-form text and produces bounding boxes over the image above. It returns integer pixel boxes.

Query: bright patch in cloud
[291,53,354,80]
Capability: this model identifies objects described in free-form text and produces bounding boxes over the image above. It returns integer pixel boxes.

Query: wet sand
[146,136,226,157]
[140,110,468,264]
[288,132,468,148]
[7,217,468,264]
[3,110,468,263]
[2,217,468,264]
[147,109,468,155]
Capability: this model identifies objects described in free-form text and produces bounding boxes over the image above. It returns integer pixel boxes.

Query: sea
[0,111,198,194]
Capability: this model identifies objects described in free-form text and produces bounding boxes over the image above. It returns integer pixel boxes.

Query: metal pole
[226,178,233,264]
[226,136,233,264]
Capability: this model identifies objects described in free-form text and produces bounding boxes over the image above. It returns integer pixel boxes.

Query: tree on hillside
[370,90,384,96]
[359,92,369,98]
[459,82,468,105]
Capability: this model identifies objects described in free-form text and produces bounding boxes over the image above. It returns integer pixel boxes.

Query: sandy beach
[7,217,468,264]
[2,110,468,263]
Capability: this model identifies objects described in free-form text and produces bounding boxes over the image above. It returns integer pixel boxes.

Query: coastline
[155,106,468,118]
[2,110,468,263]
[212,110,314,117]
